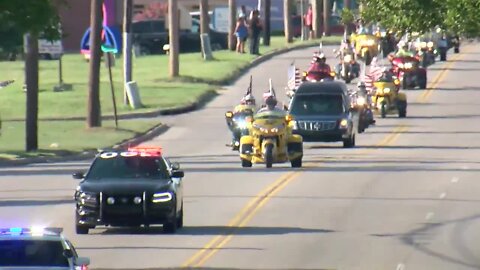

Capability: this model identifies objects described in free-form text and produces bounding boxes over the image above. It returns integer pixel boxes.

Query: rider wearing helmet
[395,42,414,57]
[308,52,332,73]
[257,89,287,116]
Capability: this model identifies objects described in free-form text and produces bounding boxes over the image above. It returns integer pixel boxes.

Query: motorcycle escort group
[224,25,460,168]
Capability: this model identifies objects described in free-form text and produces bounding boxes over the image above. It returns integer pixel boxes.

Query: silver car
[0,227,90,270]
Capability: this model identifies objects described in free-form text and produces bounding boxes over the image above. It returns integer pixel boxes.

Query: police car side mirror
[171,170,184,178]
[72,172,85,180]
[63,250,74,258]
[171,162,180,171]
[75,257,90,266]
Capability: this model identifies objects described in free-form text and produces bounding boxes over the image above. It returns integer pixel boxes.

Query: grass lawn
[0,119,161,160]
[0,35,341,159]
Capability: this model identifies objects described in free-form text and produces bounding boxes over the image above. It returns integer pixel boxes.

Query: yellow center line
[417,46,473,103]
[182,46,471,268]
[182,126,407,268]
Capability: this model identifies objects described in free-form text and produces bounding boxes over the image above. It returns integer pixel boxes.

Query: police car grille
[104,194,140,205]
[298,121,336,131]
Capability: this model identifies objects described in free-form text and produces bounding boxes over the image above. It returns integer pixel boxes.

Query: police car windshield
[0,240,69,267]
[87,155,170,180]
[291,94,345,116]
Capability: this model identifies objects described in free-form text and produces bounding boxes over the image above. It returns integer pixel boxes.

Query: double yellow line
[417,47,470,103]
[182,46,468,268]
[182,125,408,268]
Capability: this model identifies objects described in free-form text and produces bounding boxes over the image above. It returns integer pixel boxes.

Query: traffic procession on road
[1,23,478,269]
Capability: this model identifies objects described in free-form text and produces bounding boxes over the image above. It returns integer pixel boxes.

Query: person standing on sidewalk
[249,9,262,55]
[234,17,248,53]
[304,4,313,40]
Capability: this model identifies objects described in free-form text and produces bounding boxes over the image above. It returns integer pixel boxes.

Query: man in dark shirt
[249,9,262,55]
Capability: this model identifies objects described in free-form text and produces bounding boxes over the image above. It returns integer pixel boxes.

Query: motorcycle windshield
[291,94,345,116]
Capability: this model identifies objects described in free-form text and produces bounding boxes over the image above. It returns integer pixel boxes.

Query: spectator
[248,9,262,55]
[304,5,313,39]
[234,17,248,53]
[238,5,247,19]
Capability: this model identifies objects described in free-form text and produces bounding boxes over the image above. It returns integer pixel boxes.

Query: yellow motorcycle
[351,33,380,65]
[371,78,407,118]
[239,113,303,168]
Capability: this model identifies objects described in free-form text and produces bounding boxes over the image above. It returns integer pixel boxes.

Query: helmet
[242,94,255,105]
[265,95,277,108]
[357,81,366,88]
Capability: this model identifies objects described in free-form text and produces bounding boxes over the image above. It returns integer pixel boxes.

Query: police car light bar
[0,227,63,236]
[127,146,162,156]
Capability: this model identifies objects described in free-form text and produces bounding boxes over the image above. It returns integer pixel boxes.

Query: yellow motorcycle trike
[239,112,303,168]
[351,34,380,65]
[371,78,407,118]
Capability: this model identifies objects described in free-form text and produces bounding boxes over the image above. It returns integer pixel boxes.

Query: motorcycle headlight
[404,62,413,69]
[357,96,366,106]
[427,41,434,48]
[344,55,352,62]
[236,120,248,129]
[420,42,427,48]
[397,63,404,68]
[384,88,391,93]
[152,192,173,203]
[290,120,298,130]
[339,119,348,129]
[362,39,374,46]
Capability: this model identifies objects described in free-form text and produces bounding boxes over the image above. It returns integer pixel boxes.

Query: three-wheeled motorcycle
[389,54,427,89]
[371,75,408,118]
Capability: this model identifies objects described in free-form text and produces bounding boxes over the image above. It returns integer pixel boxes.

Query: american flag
[364,64,386,93]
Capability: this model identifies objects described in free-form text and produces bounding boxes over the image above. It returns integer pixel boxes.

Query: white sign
[39,39,63,55]
[213,6,229,33]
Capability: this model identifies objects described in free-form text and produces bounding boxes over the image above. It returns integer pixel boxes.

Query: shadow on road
[99,225,334,236]
[0,198,73,207]
[372,213,480,269]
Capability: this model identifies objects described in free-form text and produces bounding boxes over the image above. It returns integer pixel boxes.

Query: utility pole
[168,0,179,77]
[284,0,293,43]
[228,0,237,51]
[25,33,39,151]
[87,0,103,128]
[263,0,271,45]
[312,0,321,38]
[323,0,331,36]
[123,0,133,105]
[200,0,209,35]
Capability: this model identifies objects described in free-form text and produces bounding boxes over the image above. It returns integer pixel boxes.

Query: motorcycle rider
[395,42,414,57]
[257,89,287,117]
[357,81,376,125]
[308,53,332,74]
[335,39,360,78]
[234,93,256,112]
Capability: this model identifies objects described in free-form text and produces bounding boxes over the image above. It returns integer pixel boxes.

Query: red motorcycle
[388,54,427,89]
[301,68,336,82]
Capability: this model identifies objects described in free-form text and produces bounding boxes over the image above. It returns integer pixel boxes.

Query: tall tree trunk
[25,33,39,151]
[228,0,237,51]
[123,0,133,105]
[312,0,321,38]
[284,0,292,43]
[263,0,271,45]
[344,0,351,9]
[168,0,179,77]
[323,0,330,36]
[87,0,103,128]
[200,0,209,35]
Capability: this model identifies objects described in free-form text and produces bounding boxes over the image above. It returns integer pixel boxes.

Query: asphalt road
[1,43,480,270]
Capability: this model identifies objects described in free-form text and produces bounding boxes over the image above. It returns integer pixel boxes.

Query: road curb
[0,124,170,167]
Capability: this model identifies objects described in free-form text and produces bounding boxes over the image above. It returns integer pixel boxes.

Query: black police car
[73,147,185,234]
[288,81,359,147]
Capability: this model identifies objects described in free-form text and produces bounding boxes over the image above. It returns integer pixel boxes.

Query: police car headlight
[152,192,173,203]
[106,197,115,205]
[357,97,366,106]
[384,88,391,93]
[133,197,142,204]
[78,192,98,205]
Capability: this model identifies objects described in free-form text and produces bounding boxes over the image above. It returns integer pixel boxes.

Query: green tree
[0,0,62,151]
[340,8,354,36]
[359,0,445,34]
[444,0,480,37]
